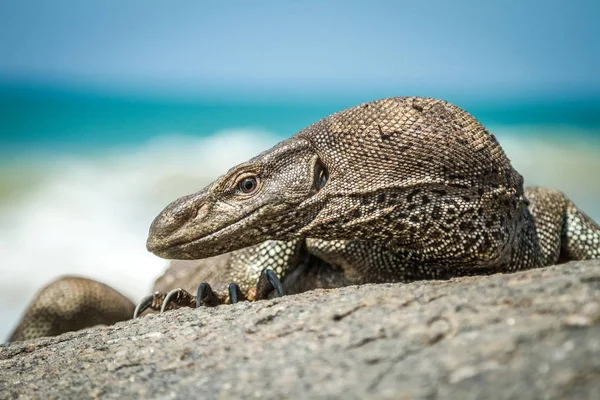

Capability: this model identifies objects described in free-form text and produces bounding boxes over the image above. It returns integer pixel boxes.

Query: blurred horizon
[2,80,600,154]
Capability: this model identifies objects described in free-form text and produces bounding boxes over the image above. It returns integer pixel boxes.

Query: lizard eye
[314,160,328,191]
[238,176,259,194]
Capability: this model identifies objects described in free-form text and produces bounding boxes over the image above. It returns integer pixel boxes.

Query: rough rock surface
[2,260,600,399]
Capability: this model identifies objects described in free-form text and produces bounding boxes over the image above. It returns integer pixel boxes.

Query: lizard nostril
[148,194,204,243]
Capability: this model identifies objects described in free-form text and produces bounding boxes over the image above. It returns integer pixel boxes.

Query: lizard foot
[132,269,285,319]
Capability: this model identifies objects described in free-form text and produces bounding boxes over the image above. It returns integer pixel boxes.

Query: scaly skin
[8,277,135,342]
[8,97,600,342]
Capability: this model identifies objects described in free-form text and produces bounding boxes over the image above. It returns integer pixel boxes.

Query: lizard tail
[8,276,134,342]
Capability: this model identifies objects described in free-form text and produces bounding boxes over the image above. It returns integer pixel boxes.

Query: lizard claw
[266,269,284,297]
[228,282,247,304]
[161,289,181,313]
[133,294,155,319]
[195,282,221,308]
[255,269,284,300]
[158,288,196,313]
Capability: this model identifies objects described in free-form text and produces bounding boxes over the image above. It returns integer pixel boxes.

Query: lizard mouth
[147,203,271,259]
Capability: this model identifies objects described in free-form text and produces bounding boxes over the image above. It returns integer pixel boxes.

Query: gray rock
[1,260,600,399]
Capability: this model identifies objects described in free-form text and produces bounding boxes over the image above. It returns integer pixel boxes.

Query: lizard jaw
[146,203,274,260]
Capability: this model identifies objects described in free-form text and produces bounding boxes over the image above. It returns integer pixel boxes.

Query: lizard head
[146,138,328,259]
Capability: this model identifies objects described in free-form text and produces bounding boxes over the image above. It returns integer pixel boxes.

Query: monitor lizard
[8,97,600,342]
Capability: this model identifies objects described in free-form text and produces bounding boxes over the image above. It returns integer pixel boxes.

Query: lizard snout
[146,193,208,256]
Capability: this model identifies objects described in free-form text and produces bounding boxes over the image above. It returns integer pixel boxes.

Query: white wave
[0,129,280,340]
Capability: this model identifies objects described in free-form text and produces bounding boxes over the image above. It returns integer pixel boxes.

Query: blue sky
[1,0,599,98]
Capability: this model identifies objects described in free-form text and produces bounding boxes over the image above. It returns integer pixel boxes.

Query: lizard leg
[562,198,600,260]
[134,241,304,318]
[8,276,134,342]
[525,187,600,264]
[225,240,304,298]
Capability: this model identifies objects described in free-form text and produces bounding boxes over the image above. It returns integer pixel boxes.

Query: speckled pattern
[10,97,600,342]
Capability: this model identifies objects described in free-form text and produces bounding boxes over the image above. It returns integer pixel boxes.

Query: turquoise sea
[1,85,599,341]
